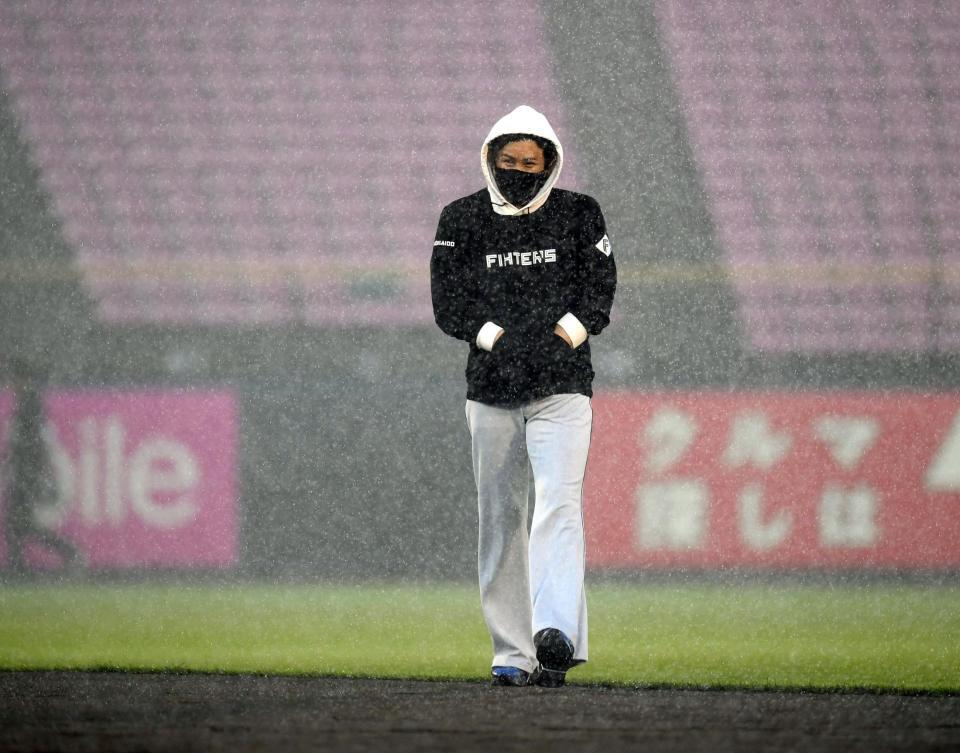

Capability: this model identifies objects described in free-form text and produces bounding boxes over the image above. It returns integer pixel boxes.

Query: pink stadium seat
[0,0,574,327]
[655,0,958,352]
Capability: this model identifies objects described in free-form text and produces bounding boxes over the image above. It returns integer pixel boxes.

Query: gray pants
[465,393,592,672]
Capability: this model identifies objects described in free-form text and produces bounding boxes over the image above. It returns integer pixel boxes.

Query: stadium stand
[2,0,958,578]
[655,0,959,352]
[0,0,574,326]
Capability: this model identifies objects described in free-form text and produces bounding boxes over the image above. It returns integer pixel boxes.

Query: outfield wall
[2,1,959,579]
[586,392,960,570]
[0,384,481,579]
[0,390,238,569]
[3,388,959,576]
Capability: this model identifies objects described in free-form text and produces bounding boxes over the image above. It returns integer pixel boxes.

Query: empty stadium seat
[655,0,959,352]
[0,0,574,326]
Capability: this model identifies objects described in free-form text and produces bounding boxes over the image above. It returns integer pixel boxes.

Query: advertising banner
[585,392,960,569]
[0,390,237,569]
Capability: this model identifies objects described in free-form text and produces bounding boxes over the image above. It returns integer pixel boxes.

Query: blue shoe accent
[491,666,530,687]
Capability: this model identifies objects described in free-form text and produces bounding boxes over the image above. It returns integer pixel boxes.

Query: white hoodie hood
[481,105,564,216]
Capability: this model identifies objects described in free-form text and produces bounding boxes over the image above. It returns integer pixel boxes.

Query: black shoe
[490,666,530,687]
[532,628,574,687]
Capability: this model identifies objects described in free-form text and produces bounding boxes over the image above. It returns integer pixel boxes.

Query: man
[430,105,616,687]
[4,359,79,574]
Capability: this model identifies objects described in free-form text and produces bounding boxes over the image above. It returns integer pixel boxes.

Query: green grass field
[1,582,958,692]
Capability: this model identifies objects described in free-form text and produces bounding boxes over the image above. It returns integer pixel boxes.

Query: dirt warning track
[1,671,958,752]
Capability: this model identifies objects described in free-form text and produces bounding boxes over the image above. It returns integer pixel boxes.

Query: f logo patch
[595,235,611,257]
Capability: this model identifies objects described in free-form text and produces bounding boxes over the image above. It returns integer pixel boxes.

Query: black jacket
[431,187,616,406]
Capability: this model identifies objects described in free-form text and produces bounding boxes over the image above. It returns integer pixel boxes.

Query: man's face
[495,139,545,173]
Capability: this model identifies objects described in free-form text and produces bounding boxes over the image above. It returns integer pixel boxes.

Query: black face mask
[494,167,550,207]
